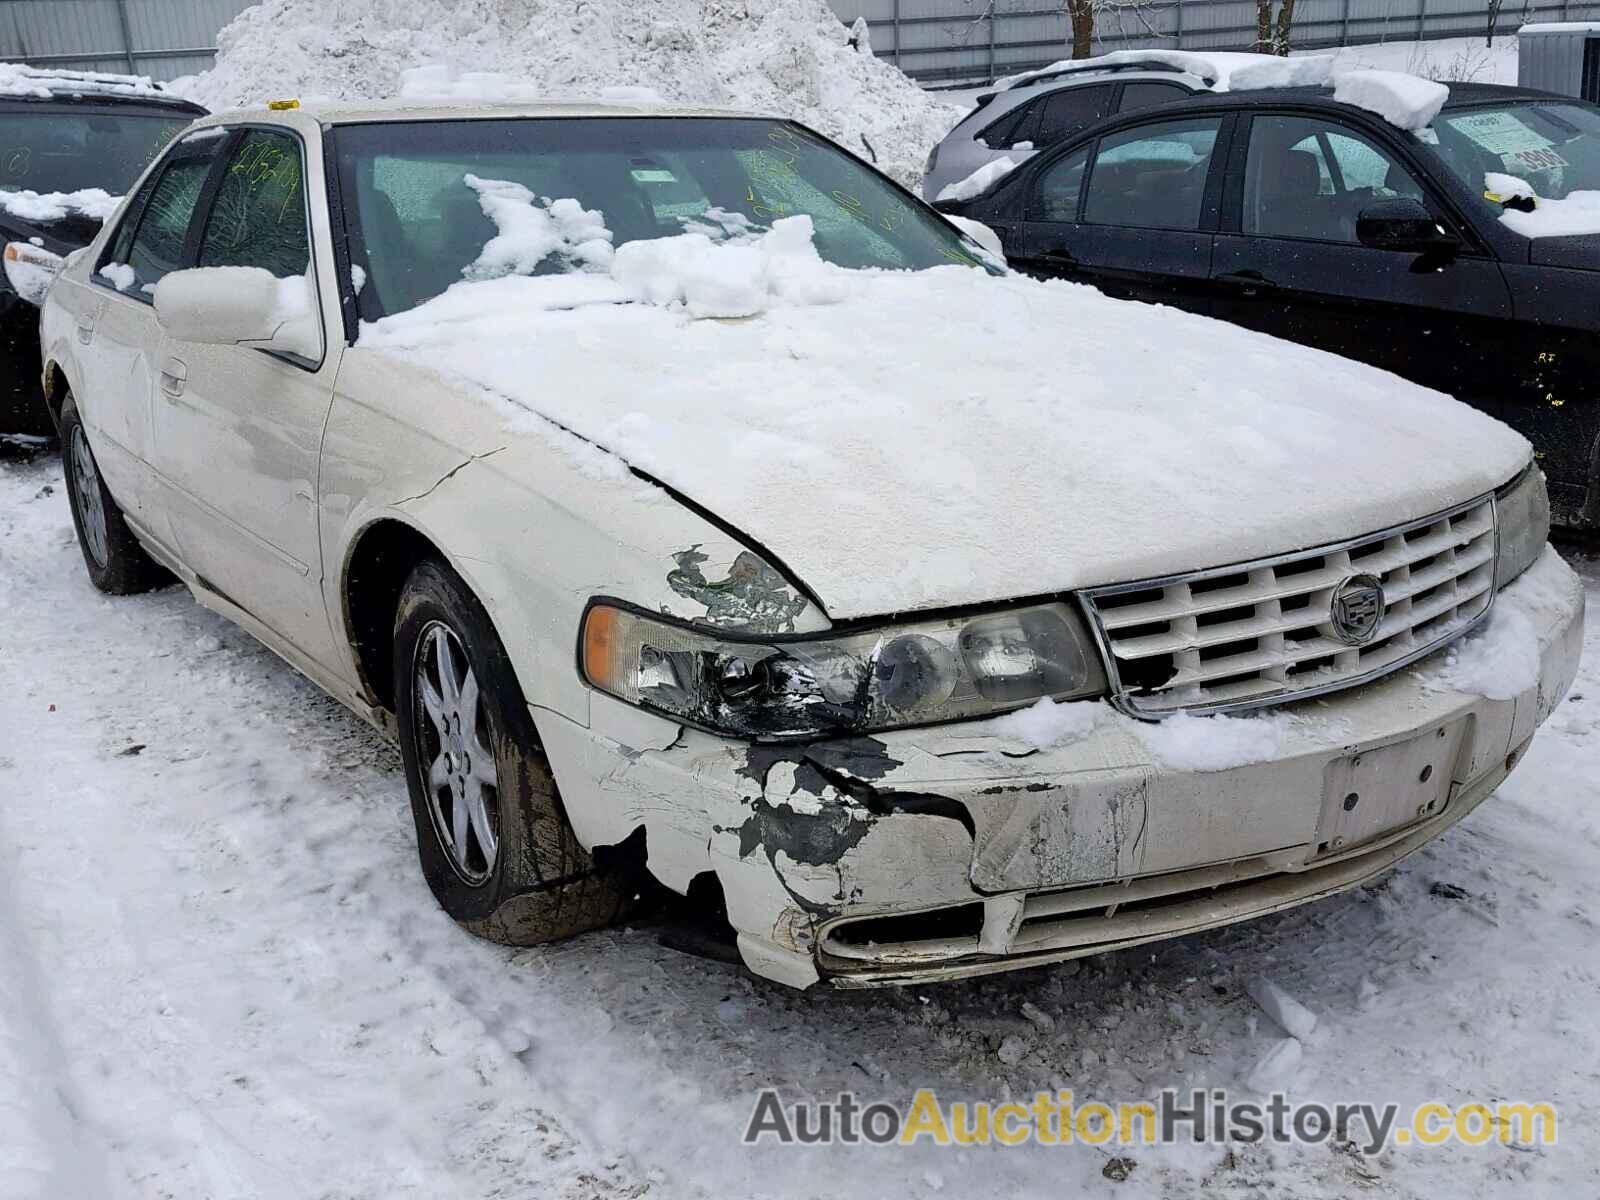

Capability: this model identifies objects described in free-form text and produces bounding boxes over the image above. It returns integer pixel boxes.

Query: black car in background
[939,82,1600,529]
[0,69,201,436]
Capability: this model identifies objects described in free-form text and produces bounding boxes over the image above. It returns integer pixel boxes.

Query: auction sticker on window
[1446,111,1554,157]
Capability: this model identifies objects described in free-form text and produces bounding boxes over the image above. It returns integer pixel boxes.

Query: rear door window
[99,132,225,297]
[1083,117,1223,230]
[1118,82,1191,113]
[1034,85,1114,147]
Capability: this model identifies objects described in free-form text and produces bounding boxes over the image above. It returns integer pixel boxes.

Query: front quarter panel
[321,348,831,726]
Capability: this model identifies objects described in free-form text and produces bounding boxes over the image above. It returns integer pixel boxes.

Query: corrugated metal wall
[0,0,253,81]
[833,0,1600,83]
[1518,22,1600,95]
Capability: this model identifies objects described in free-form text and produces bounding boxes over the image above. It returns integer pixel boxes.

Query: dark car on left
[0,66,202,437]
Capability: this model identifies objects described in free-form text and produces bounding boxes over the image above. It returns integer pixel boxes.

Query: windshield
[333,116,991,321]
[0,108,190,200]
[1424,100,1600,202]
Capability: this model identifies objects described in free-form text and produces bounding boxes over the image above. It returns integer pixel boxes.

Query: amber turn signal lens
[582,604,619,686]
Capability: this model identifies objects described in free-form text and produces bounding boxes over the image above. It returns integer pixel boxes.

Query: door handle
[1215,270,1278,295]
[75,304,102,344]
[159,357,188,398]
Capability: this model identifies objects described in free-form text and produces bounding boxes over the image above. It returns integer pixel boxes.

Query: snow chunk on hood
[462,178,615,280]
[1333,69,1449,131]
[610,215,848,317]
[0,189,121,225]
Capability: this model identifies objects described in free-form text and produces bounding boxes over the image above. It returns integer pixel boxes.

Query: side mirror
[1356,199,1460,255]
[943,214,1008,266]
[153,266,321,360]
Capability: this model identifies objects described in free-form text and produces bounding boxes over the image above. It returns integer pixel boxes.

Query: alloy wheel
[412,621,501,884]
[69,425,109,569]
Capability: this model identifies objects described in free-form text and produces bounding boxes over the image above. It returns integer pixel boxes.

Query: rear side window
[99,129,224,298]
[978,101,1040,151]
[1083,117,1223,230]
[199,129,311,279]
[1034,85,1113,146]
[1118,82,1191,113]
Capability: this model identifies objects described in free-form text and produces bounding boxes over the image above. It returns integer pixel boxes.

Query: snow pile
[936,156,1019,203]
[998,50,1335,93]
[0,188,121,225]
[983,697,1110,749]
[171,0,964,187]
[462,178,615,280]
[1498,189,1600,239]
[97,262,137,292]
[1428,548,1580,700]
[979,696,1312,773]
[1332,69,1449,131]
[1131,708,1297,772]
[1247,975,1319,1039]
[0,62,165,101]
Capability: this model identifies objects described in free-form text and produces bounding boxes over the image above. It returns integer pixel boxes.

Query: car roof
[1156,80,1579,112]
[197,98,766,127]
[1006,65,1209,95]
[0,63,205,115]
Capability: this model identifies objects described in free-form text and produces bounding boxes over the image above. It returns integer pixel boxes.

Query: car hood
[361,234,1530,620]
[1528,233,1600,271]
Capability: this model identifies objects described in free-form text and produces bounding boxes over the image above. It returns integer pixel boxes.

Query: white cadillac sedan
[39,99,1584,989]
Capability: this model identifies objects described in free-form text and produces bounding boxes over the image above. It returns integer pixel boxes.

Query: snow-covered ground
[1,437,1597,1199]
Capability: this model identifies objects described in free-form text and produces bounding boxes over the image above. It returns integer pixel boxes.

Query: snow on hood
[362,219,1530,620]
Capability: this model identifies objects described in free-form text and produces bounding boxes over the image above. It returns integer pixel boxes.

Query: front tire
[393,559,635,944]
[59,395,167,594]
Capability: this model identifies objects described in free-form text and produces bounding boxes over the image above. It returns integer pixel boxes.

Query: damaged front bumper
[536,550,1586,990]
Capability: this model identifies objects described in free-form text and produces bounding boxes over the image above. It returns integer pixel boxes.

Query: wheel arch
[340,515,465,714]
[41,359,72,432]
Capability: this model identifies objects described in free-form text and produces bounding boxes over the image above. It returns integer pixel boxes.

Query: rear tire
[393,558,636,944]
[59,395,167,595]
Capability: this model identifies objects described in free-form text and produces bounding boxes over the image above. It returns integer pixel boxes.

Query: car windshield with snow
[937,62,1600,531]
[0,65,203,436]
[333,115,995,320]
[36,97,1585,991]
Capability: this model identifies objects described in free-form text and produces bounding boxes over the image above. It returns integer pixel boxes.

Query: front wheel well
[343,519,449,713]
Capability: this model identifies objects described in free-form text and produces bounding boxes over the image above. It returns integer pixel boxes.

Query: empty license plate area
[1316,720,1469,857]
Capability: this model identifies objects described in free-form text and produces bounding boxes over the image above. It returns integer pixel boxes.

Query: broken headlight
[1495,464,1550,589]
[580,601,1107,740]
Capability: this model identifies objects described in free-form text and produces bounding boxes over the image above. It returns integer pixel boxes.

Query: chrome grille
[1082,495,1498,716]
